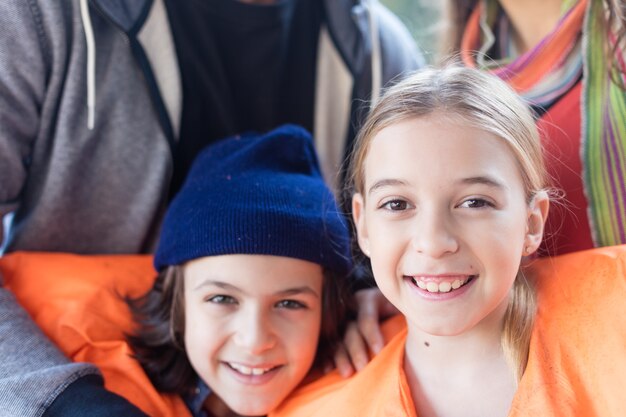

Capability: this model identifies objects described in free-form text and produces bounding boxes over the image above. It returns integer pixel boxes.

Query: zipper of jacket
[364,0,381,107]
[79,0,96,129]
[86,0,177,155]
[86,0,176,249]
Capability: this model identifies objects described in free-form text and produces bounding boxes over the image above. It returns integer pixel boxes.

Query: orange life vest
[271,245,626,417]
[0,253,191,417]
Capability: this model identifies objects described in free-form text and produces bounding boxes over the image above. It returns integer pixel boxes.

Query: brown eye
[205,294,237,304]
[276,300,307,309]
[382,200,409,211]
[459,198,494,209]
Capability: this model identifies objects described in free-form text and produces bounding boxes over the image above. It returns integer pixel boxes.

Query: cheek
[366,217,407,287]
[366,215,402,258]
[284,312,321,367]
[184,304,222,372]
[475,214,527,286]
[485,213,527,257]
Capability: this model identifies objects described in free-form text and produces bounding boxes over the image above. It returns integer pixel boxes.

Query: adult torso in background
[165,0,321,195]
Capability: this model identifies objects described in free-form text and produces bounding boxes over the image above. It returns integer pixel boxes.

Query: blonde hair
[348,65,549,380]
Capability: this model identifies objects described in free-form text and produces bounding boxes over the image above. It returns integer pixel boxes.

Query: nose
[410,207,459,258]
[232,306,277,354]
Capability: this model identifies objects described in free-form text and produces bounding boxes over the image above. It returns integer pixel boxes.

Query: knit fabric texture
[154,124,352,275]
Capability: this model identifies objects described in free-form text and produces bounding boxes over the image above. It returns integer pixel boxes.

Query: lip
[223,362,283,386]
[403,274,477,301]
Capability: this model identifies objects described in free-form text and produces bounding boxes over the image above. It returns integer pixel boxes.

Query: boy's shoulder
[0,252,191,417]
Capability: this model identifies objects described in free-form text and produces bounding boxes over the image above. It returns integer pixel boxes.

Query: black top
[165,0,322,195]
[43,375,148,417]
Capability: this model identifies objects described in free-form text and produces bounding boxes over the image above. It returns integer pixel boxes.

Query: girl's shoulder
[270,315,415,417]
[514,245,626,416]
[530,244,626,317]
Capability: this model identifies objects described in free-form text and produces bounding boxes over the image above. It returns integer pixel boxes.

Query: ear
[352,193,371,258]
[524,191,550,256]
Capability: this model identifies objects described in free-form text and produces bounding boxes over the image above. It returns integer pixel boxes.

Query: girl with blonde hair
[270,65,626,417]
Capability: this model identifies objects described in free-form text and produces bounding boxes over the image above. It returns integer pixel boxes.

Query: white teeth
[413,277,470,293]
[230,363,272,376]
[231,364,252,375]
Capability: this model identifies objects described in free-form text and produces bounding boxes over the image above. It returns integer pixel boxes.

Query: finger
[356,312,385,354]
[379,297,400,319]
[343,322,370,371]
[333,343,355,378]
[355,288,386,354]
[355,288,381,321]
[322,358,334,375]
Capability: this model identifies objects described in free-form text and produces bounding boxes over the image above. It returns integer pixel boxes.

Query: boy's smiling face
[183,254,323,416]
[353,114,546,338]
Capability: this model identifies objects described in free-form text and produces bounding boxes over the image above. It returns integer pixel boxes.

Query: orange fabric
[271,315,414,417]
[0,252,191,417]
[511,245,626,415]
[271,245,626,417]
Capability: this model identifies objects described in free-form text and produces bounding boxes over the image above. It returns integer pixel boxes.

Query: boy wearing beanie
[128,124,353,416]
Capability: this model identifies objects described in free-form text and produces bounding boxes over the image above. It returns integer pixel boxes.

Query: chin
[407,314,470,337]
[228,397,280,416]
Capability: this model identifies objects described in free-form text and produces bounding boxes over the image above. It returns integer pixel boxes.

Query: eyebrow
[367,176,507,196]
[276,287,320,298]
[367,179,409,196]
[193,279,319,298]
[457,176,507,190]
[193,280,239,292]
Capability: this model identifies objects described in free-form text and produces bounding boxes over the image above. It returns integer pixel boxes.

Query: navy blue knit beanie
[154,124,352,275]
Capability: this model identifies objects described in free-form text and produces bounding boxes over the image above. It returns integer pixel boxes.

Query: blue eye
[275,300,307,309]
[205,294,237,304]
[459,198,494,209]
[380,199,410,211]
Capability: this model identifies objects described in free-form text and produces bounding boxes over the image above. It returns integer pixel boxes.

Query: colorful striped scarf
[461,0,626,247]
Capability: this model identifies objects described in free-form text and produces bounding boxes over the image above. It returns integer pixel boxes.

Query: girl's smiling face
[353,114,547,338]
[183,254,323,416]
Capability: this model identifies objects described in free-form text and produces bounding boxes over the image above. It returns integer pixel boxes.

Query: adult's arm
[0,286,149,417]
[0,285,101,416]
[0,3,150,416]
[43,375,148,417]
[0,1,41,242]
